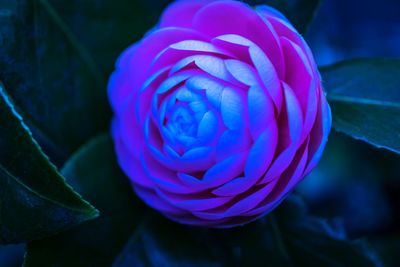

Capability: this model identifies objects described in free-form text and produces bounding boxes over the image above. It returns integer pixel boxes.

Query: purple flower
[108,0,331,227]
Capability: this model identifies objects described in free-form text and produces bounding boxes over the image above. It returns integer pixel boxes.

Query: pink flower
[108,0,331,227]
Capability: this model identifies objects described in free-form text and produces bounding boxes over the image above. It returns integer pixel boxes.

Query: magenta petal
[127,27,205,95]
[118,102,143,159]
[281,37,318,141]
[260,83,303,183]
[283,141,309,194]
[113,126,154,189]
[305,91,332,175]
[193,0,284,75]
[212,34,254,63]
[108,44,138,112]
[108,71,133,114]
[225,180,278,216]
[151,40,234,72]
[159,0,213,28]
[260,11,318,78]
[256,5,288,22]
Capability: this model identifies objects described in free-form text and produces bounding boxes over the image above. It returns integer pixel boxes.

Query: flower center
[167,106,197,146]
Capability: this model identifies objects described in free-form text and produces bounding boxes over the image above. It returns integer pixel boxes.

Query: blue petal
[194,55,233,82]
[213,34,254,47]
[216,129,251,161]
[197,111,219,143]
[170,40,233,56]
[248,85,275,139]
[225,59,258,86]
[176,87,200,102]
[244,123,278,179]
[203,152,247,188]
[156,73,191,95]
[221,88,245,130]
[186,76,224,109]
[282,82,303,143]
[224,179,278,216]
[189,101,207,121]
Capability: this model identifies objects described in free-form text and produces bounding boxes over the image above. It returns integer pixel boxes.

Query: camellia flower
[108,0,331,227]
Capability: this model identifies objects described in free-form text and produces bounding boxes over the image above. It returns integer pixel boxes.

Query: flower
[108,0,331,227]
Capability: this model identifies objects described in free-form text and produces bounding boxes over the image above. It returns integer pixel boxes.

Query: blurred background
[1,0,399,266]
[302,1,400,266]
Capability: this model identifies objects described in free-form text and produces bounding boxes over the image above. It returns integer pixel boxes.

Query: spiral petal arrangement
[109,0,331,227]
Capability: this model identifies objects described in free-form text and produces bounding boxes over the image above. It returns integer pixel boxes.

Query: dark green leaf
[24,134,147,267]
[244,0,320,34]
[113,195,381,267]
[321,58,400,154]
[275,197,382,267]
[112,213,226,267]
[371,235,400,267]
[0,0,167,159]
[0,84,98,244]
[0,244,25,267]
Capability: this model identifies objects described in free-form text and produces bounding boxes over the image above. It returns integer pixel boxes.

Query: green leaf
[113,195,381,267]
[0,0,166,159]
[112,213,227,267]
[0,83,98,244]
[274,197,382,267]
[321,58,400,154]
[245,0,321,34]
[24,134,147,267]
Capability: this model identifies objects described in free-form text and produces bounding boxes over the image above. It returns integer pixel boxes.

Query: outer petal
[159,0,215,28]
[193,0,284,76]
[121,28,206,107]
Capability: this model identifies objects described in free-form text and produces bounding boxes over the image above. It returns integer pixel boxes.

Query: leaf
[112,213,227,267]
[113,195,381,267]
[0,244,25,267]
[320,58,400,154]
[0,0,167,159]
[245,0,321,34]
[0,84,98,244]
[24,134,147,267]
[274,196,383,267]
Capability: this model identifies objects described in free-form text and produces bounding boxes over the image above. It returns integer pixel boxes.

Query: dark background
[1,0,399,266]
